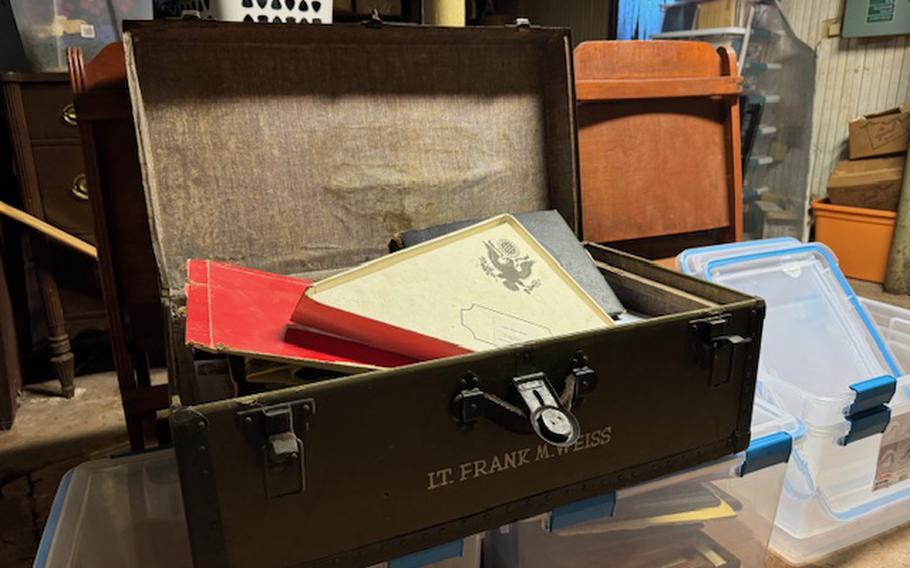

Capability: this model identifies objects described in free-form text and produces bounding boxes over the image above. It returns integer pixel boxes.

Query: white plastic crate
[861,297,910,375]
[11,0,152,71]
[35,449,479,568]
[180,0,333,24]
[484,400,800,568]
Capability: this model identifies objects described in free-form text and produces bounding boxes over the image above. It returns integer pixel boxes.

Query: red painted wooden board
[293,293,471,361]
[185,260,417,372]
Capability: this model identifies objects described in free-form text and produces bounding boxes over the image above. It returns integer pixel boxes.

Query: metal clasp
[690,314,751,387]
[514,372,580,447]
[239,399,313,498]
[452,361,586,448]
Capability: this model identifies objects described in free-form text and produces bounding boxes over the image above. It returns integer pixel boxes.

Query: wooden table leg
[30,238,75,398]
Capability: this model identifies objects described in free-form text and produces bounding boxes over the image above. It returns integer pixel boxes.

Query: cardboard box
[695,0,736,28]
[827,156,905,211]
[849,105,910,159]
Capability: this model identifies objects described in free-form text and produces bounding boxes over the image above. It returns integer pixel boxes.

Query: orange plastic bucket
[812,198,896,283]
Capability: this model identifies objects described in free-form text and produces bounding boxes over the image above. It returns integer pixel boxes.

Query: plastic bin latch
[840,376,896,445]
[548,492,617,532]
[237,399,313,498]
[388,539,464,568]
[690,314,752,387]
[842,405,892,446]
[848,376,896,416]
[741,432,793,476]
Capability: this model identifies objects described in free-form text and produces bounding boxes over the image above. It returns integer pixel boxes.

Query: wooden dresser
[1,72,107,398]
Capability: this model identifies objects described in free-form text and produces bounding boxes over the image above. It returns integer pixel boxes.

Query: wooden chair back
[574,40,743,259]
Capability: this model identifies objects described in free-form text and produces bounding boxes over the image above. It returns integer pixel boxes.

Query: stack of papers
[185,213,616,378]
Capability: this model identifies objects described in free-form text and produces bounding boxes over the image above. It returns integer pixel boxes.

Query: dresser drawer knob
[62,104,78,127]
[71,174,89,201]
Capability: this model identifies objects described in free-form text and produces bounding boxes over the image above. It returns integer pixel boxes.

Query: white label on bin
[873,411,910,491]
[80,24,96,39]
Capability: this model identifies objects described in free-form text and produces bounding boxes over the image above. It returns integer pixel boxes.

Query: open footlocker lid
[124,19,580,298]
[123,20,765,568]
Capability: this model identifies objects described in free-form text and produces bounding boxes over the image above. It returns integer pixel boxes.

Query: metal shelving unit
[651,0,816,241]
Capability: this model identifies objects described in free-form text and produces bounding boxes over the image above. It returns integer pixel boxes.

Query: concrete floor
[766,523,910,567]
[1,280,910,566]
[0,375,129,481]
[0,372,131,568]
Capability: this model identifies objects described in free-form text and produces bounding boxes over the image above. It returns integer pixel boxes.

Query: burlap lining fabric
[124,23,580,298]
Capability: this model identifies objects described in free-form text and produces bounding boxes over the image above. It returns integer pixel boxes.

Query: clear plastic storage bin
[768,298,910,566]
[34,449,191,568]
[680,239,910,565]
[484,400,800,568]
[676,236,799,279]
[11,0,152,71]
[36,449,480,568]
[676,237,837,281]
[770,379,910,565]
[704,244,900,428]
[650,27,749,70]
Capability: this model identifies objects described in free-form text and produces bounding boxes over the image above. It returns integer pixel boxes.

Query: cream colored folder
[292,214,614,359]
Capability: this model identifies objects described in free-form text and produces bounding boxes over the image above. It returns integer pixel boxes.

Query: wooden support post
[885,145,910,294]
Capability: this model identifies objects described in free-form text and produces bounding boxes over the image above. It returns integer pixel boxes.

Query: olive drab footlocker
[120,20,763,568]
